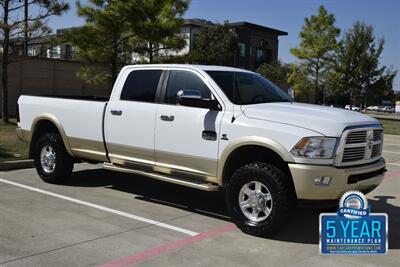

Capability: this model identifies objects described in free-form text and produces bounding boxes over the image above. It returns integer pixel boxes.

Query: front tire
[34,133,73,183]
[226,162,296,237]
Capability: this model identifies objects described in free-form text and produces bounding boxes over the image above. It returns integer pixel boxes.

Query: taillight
[16,104,20,123]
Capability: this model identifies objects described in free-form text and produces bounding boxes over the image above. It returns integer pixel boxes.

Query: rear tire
[226,162,296,237]
[34,133,73,183]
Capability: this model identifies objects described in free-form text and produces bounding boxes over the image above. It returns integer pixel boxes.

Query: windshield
[206,71,292,105]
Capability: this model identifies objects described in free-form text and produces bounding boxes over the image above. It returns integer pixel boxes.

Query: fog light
[314,176,331,186]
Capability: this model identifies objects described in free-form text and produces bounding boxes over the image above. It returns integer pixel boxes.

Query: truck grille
[346,131,367,144]
[373,129,383,141]
[371,144,381,158]
[338,127,383,165]
[342,147,365,162]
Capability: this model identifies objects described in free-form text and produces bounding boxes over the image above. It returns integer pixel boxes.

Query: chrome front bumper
[289,158,386,200]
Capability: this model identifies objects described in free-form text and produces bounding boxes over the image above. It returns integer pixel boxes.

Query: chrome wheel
[239,181,273,222]
[40,145,56,174]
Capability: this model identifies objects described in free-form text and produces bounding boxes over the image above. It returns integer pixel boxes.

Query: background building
[150,18,288,70]
[11,18,288,71]
[229,21,287,70]
[9,27,78,60]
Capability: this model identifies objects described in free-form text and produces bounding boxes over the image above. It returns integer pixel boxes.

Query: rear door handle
[160,115,174,121]
[111,110,122,116]
[202,130,217,141]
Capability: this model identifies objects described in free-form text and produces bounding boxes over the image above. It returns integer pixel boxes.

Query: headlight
[291,137,337,159]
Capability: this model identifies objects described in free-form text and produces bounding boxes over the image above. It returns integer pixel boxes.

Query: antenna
[231,71,236,123]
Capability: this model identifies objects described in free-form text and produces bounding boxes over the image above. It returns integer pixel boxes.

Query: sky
[48,0,400,90]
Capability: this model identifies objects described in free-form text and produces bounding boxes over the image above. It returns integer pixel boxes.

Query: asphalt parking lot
[1,135,399,267]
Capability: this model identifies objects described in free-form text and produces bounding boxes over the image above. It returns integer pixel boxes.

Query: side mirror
[177,90,221,110]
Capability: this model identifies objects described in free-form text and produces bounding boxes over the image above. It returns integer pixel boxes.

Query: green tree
[288,64,314,102]
[290,5,340,104]
[365,69,397,105]
[69,0,188,86]
[324,69,344,105]
[0,0,69,123]
[68,0,136,85]
[337,21,397,107]
[192,22,237,65]
[257,60,291,89]
[132,0,188,63]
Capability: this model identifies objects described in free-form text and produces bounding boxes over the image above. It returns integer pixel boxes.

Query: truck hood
[241,102,380,137]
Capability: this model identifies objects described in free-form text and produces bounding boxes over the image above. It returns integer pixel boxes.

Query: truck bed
[18,95,109,162]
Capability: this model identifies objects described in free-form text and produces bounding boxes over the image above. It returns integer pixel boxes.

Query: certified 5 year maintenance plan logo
[319,190,388,254]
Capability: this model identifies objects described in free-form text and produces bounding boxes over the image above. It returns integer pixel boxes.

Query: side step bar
[103,163,219,192]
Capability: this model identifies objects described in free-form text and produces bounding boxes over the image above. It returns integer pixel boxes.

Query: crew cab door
[105,69,164,167]
[155,69,224,179]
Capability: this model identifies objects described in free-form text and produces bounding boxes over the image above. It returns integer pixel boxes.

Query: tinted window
[165,70,211,104]
[120,70,162,102]
[206,71,235,101]
[206,71,292,105]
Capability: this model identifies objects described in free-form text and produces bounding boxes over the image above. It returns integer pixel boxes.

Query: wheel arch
[29,113,73,158]
[218,137,295,188]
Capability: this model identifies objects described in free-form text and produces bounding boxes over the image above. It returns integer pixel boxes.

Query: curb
[385,134,400,138]
[0,159,35,171]
[368,114,400,121]
[375,117,400,122]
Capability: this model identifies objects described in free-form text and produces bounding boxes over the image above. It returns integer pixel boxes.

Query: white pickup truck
[17,64,386,236]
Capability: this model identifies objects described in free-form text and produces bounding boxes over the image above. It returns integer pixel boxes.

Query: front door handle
[160,115,174,121]
[202,130,217,141]
[110,110,122,116]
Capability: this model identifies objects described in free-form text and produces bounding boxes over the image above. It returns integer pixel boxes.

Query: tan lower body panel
[69,137,108,162]
[289,158,385,200]
[155,150,218,183]
[107,143,155,166]
[107,143,218,183]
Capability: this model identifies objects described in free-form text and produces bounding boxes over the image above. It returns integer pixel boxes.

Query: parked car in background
[382,106,395,113]
[366,106,379,111]
[330,105,344,109]
[345,105,360,112]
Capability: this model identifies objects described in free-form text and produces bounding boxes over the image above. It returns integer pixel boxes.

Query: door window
[120,70,162,103]
[165,70,212,104]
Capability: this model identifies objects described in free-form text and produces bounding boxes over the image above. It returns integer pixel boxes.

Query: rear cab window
[120,69,163,103]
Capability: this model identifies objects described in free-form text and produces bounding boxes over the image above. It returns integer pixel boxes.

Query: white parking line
[0,178,198,236]
[387,162,400,167]
[383,150,400,155]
